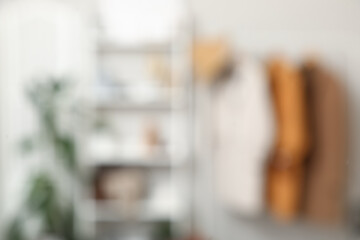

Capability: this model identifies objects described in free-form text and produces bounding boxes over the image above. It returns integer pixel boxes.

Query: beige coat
[301,60,347,225]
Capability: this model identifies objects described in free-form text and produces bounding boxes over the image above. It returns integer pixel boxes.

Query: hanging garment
[301,60,347,225]
[266,58,310,221]
[214,56,275,216]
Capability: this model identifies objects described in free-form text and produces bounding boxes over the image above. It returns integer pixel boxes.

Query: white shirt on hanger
[214,56,275,216]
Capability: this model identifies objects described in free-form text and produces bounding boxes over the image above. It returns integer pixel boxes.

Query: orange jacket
[267,58,309,221]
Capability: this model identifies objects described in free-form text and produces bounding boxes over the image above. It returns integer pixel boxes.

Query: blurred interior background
[0,0,360,239]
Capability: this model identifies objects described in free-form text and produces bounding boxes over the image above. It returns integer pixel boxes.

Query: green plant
[5,78,84,240]
[152,221,172,240]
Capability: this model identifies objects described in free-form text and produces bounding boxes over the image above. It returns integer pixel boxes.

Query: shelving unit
[87,159,174,168]
[95,102,180,112]
[77,7,194,239]
[84,199,180,222]
[97,45,173,55]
